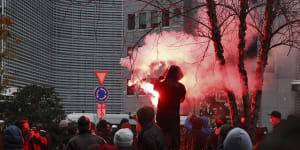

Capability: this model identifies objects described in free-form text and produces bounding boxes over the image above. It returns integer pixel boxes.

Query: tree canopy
[1,85,65,130]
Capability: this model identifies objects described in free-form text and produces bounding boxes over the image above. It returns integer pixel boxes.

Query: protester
[3,125,24,150]
[217,124,233,150]
[96,120,113,144]
[206,116,227,150]
[184,112,196,149]
[269,110,281,131]
[119,118,129,129]
[66,116,105,150]
[186,117,207,150]
[258,115,300,150]
[223,127,252,150]
[184,112,194,131]
[114,128,136,150]
[91,122,96,135]
[15,118,47,150]
[154,65,186,150]
[200,116,211,138]
[136,106,167,150]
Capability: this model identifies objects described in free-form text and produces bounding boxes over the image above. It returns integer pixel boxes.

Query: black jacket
[66,132,105,150]
[137,122,167,150]
[155,79,186,121]
[3,125,24,150]
[186,129,207,150]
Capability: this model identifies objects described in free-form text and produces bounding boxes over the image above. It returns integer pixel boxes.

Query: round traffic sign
[94,86,109,102]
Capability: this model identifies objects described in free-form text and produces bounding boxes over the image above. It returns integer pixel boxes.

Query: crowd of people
[1,107,300,150]
[1,65,300,150]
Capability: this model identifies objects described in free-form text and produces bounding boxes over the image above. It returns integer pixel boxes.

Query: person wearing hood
[3,125,24,150]
[154,65,186,150]
[200,116,211,138]
[223,128,252,150]
[217,124,233,150]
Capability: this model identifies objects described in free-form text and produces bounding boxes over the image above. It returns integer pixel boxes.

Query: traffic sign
[97,103,106,119]
[95,71,108,85]
[94,86,109,102]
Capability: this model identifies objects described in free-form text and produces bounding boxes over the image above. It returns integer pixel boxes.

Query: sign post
[97,103,106,119]
[94,71,109,119]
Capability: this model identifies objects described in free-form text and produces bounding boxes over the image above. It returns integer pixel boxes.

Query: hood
[224,128,252,150]
[3,125,24,149]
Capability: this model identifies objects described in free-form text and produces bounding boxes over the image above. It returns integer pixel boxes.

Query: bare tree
[125,0,300,141]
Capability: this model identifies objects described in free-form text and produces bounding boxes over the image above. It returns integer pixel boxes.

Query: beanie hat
[114,128,133,147]
[224,127,252,150]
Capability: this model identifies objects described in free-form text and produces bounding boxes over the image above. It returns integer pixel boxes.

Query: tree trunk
[238,0,251,134]
[206,0,240,127]
[250,0,278,141]
[226,90,241,127]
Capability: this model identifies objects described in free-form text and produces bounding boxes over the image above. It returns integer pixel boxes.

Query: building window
[174,8,181,18]
[127,46,134,56]
[139,12,147,29]
[162,9,169,26]
[127,79,135,95]
[128,14,135,30]
[151,11,159,28]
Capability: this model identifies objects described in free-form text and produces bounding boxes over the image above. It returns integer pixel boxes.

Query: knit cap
[114,128,133,147]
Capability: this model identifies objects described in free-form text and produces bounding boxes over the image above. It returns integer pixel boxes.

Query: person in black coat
[154,65,186,150]
[3,125,24,150]
[136,106,167,150]
[66,116,106,150]
[186,117,207,150]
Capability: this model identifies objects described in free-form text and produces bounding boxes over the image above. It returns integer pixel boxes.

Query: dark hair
[165,65,183,81]
[78,116,90,133]
[137,106,154,126]
[120,118,129,127]
[97,120,108,131]
[15,118,29,130]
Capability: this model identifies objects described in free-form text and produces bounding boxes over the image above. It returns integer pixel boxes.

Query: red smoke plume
[120,16,258,110]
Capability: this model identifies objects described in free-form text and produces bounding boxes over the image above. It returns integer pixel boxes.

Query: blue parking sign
[94,86,109,102]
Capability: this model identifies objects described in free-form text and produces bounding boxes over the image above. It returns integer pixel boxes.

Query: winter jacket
[200,116,211,138]
[223,128,252,150]
[137,122,167,150]
[186,129,207,150]
[66,132,106,150]
[184,117,192,130]
[3,125,24,150]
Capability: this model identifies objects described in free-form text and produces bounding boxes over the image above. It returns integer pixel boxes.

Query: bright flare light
[140,82,159,107]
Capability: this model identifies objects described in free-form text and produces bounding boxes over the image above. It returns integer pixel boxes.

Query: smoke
[120,4,261,108]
